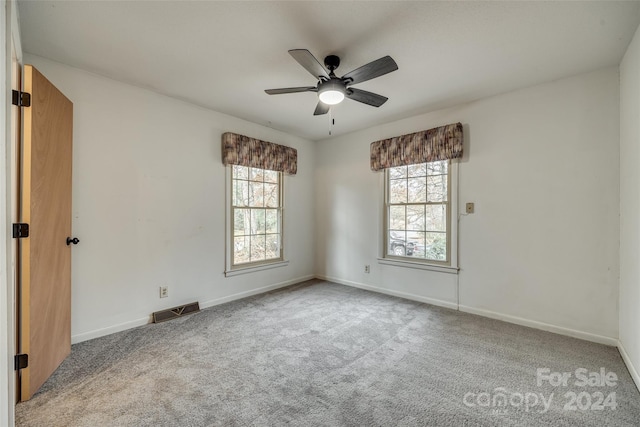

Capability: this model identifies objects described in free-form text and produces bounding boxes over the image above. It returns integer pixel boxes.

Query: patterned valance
[370,122,463,171]
[222,132,297,175]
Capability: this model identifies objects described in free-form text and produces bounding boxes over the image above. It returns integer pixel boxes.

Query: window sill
[225,260,289,277]
[377,258,459,274]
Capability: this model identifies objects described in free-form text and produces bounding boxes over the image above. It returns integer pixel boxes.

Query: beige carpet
[16,279,640,426]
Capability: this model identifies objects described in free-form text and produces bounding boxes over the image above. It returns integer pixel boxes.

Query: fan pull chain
[329,109,335,136]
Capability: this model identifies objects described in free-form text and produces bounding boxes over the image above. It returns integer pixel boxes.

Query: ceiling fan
[265,49,398,116]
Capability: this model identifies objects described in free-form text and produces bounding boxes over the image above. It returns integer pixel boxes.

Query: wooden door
[18,65,73,401]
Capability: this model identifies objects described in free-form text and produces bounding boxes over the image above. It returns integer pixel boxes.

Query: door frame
[2,1,23,425]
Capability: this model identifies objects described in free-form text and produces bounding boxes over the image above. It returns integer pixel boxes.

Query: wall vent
[153,302,200,323]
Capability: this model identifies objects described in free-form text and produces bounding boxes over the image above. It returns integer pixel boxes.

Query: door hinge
[15,354,28,371]
[11,90,31,107]
[12,223,29,238]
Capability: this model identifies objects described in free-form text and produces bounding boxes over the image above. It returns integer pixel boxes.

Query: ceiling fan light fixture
[318,80,345,105]
[319,89,344,105]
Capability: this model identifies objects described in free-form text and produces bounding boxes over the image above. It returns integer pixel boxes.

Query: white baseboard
[314,275,618,347]
[316,275,459,310]
[618,340,640,393]
[200,274,315,310]
[73,273,623,358]
[72,317,150,344]
[72,274,315,344]
[458,304,618,347]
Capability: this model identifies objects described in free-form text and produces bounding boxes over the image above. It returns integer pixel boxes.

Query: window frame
[380,160,459,273]
[225,165,287,276]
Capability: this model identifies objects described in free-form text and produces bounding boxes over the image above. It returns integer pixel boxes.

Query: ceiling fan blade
[313,102,330,116]
[346,88,388,107]
[289,49,330,80]
[341,56,398,85]
[265,86,317,95]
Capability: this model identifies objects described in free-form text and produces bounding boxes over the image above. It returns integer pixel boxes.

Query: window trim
[225,165,286,275]
[224,260,289,277]
[377,257,459,274]
[380,160,459,271]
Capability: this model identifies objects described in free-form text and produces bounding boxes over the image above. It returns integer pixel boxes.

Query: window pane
[233,165,248,180]
[427,175,447,202]
[389,166,407,179]
[250,167,265,182]
[265,209,279,234]
[250,209,266,234]
[389,206,406,230]
[408,163,427,177]
[233,180,248,206]
[427,161,448,175]
[264,170,278,183]
[231,166,283,269]
[388,231,407,256]
[251,235,266,261]
[406,205,425,231]
[407,231,426,258]
[384,160,450,264]
[234,236,250,264]
[407,177,426,203]
[234,208,250,235]
[265,234,280,259]
[425,232,447,261]
[249,182,264,207]
[264,183,279,207]
[389,179,407,204]
[425,204,446,232]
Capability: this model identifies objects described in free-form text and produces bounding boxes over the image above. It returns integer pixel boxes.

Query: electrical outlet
[159,286,168,298]
[364,265,370,274]
[466,202,475,214]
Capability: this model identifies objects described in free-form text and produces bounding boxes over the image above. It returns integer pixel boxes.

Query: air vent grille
[153,302,200,323]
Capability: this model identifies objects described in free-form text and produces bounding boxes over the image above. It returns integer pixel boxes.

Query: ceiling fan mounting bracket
[324,55,340,72]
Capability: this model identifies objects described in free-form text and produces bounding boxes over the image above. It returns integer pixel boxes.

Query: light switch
[466,203,475,214]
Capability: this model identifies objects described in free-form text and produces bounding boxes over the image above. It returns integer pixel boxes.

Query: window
[385,160,451,265]
[230,165,283,269]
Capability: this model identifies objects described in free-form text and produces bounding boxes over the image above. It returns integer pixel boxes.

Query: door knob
[66,237,79,245]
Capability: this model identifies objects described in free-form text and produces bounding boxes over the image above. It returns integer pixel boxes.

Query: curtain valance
[370,122,463,171]
[222,132,297,175]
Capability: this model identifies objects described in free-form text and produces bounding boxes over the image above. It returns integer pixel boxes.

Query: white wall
[619,24,640,389]
[23,54,316,343]
[316,68,620,344]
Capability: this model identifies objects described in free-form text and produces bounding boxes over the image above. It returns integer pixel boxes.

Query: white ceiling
[18,1,640,141]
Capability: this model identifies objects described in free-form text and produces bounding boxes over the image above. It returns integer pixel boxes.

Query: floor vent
[153,302,200,323]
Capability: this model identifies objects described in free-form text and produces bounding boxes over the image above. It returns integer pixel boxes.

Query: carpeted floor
[15,279,640,426]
